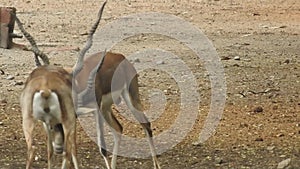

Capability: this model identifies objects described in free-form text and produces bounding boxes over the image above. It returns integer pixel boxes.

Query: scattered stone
[7,88,14,92]
[283,59,290,64]
[267,146,275,151]
[279,25,287,29]
[221,56,231,60]
[192,141,202,146]
[253,106,263,113]
[0,99,7,104]
[276,133,285,137]
[0,69,4,75]
[156,60,165,65]
[133,58,140,63]
[215,157,225,164]
[239,122,249,128]
[277,158,291,169]
[14,81,24,86]
[80,32,88,36]
[6,75,14,80]
[255,137,264,141]
[242,43,250,46]
[234,56,240,60]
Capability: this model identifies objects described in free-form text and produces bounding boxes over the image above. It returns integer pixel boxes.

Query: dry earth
[0,0,299,168]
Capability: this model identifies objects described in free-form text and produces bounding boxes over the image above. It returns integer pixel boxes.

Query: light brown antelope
[14,13,80,169]
[14,2,108,168]
[17,0,160,168]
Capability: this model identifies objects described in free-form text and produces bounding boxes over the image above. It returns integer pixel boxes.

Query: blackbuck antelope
[72,2,161,169]
[15,13,80,169]
[16,1,107,167]
[17,0,160,168]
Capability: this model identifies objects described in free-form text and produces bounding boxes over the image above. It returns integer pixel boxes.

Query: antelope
[14,3,107,168]
[14,13,80,169]
[17,0,161,168]
[70,2,161,169]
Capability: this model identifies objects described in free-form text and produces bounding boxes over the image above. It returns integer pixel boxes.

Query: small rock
[133,58,140,63]
[221,56,231,60]
[6,75,14,80]
[277,158,291,169]
[279,25,287,29]
[234,56,240,60]
[255,137,264,141]
[156,60,165,65]
[276,133,285,137]
[283,59,290,64]
[239,122,249,128]
[0,99,7,104]
[215,157,225,164]
[0,69,4,75]
[267,146,275,151]
[253,106,263,113]
[0,121,3,125]
[14,81,24,86]
[192,141,202,146]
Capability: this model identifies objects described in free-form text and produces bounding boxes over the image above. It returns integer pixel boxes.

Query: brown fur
[74,52,160,169]
[20,65,78,169]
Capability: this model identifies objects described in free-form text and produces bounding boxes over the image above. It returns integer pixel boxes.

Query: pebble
[14,81,24,86]
[255,137,264,141]
[215,157,225,164]
[283,59,290,64]
[277,158,291,169]
[267,146,275,151]
[234,56,240,60]
[133,58,140,63]
[221,56,231,60]
[6,75,14,80]
[253,106,263,113]
[156,60,165,65]
[276,133,285,137]
[0,99,7,104]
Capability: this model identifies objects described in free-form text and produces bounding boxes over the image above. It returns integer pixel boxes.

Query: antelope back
[21,66,73,119]
[74,52,138,95]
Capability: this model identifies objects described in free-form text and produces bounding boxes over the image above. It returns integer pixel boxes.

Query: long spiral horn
[12,13,50,66]
[72,0,107,77]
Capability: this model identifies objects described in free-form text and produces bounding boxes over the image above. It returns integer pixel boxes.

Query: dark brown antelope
[71,2,161,169]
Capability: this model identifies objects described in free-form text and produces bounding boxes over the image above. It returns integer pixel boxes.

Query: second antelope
[72,1,161,169]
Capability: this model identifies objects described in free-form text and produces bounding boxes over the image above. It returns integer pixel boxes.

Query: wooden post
[0,7,16,49]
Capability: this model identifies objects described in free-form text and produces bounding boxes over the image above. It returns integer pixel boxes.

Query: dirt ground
[0,0,299,168]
